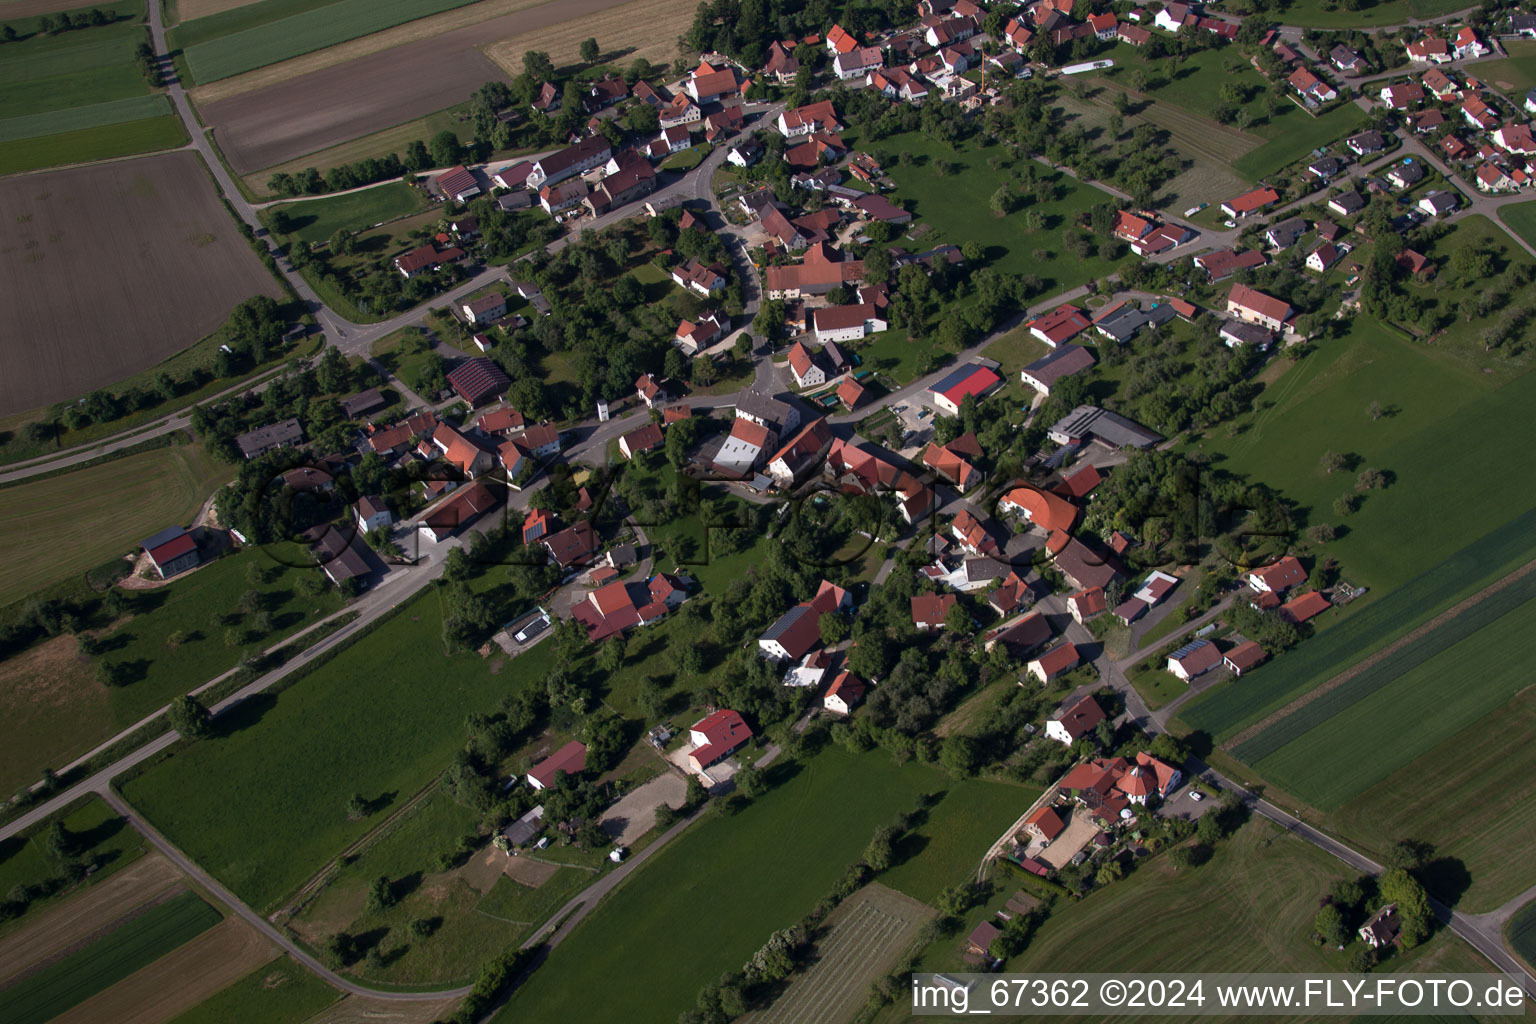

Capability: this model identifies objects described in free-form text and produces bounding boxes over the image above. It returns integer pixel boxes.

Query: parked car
[1189,791,1205,802]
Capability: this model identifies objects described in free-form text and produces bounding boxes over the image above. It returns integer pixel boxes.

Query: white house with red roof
[1026,304,1092,347]
[431,423,493,477]
[1494,123,1536,155]
[674,311,729,355]
[1246,554,1306,593]
[823,671,869,714]
[1027,642,1081,684]
[1227,284,1292,332]
[527,740,587,789]
[687,709,753,773]
[1167,638,1222,681]
[757,580,850,662]
[1045,694,1105,745]
[141,526,200,579]
[1067,587,1107,624]
[1221,187,1280,219]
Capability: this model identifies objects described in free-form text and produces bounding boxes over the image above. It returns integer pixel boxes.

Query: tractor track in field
[1224,556,1536,751]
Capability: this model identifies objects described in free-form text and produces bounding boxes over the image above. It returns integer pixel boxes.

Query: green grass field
[1326,686,1536,913]
[1246,589,1536,809]
[164,955,340,1024]
[1181,504,1536,742]
[475,867,593,938]
[1233,0,1465,29]
[286,787,533,986]
[876,130,1120,293]
[0,115,187,175]
[0,795,146,937]
[0,1,153,120]
[495,748,949,1024]
[264,181,428,245]
[1508,898,1536,973]
[878,778,1038,904]
[0,549,347,797]
[0,889,221,1024]
[123,584,558,912]
[1128,667,1187,712]
[0,94,170,142]
[182,0,480,84]
[1231,102,1370,181]
[1497,200,1536,253]
[168,0,344,48]
[0,443,231,609]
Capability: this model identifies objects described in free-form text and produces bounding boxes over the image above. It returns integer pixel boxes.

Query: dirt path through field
[48,917,279,1024]
[175,0,263,21]
[308,992,463,1024]
[0,852,181,986]
[1224,557,1536,751]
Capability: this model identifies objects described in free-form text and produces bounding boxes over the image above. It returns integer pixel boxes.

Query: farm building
[527,740,588,790]
[141,526,201,579]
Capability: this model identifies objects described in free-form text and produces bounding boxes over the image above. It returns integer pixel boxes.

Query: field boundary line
[1224,556,1536,751]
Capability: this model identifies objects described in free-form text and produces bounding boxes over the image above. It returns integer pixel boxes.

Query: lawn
[0,889,221,1024]
[875,130,1122,292]
[0,550,347,797]
[1231,102,1370,181]
[493,748,946,1024]
[1229,0,1461,29]
[182,0,480,84]
[879,778,1040,905]
[1498,200,1536,253]
[1475,40,1536,100]
[0,94,170,143]
[264,181,429,245]
[660,144,710,172]
[1127,667,1187,712]
[1326,687,1536,913]
[284,787,533,986]
[164,955,340,1024]
[1245,586,1536,810]
[122,583,559,912]
[0,115,187,176]
[0,795,147,938]
[1509,899,1536,974]
[169,0,349,49]
[0,442,232,609]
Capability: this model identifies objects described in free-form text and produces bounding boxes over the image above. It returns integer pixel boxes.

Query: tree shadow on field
[390,871,423,902]
[214,692,277,737]
[890,831,930,869]
[1420,857,1472,907]
[74,813,126,850]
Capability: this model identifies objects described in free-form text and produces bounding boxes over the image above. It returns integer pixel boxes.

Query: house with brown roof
[543,520,600,568]
[1167,638,1222,681]
[527,740,587,789]
[619,422,664,460]
[1227,284,1293,332]
[1246,554,1305,594]
[1281,590,1330,623]
[1221,187,1280,219]
[421,480,499,543]
[431,423,493,478]
[446,358,511,406]
[924,434,983,492]
[1045,530,1122,590]
[824,671,868,714]
[999,485,1077,533]
[912,592,959,631]
[986,610,1051,658]
[1223,640,1266,675]
[1359,904,1401,948]
[1067,587,1107,624]
[766,417,833,486]
[1023,806,1066,841]
[671,259,728,296]
[1027,642,1081,684]
[1044,694,1104,745]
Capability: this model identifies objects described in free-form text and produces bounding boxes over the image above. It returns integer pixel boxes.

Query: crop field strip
[181,0,480,84]
[1230,559,1536,760]
[750,887,932,1024]
[163,955,340,1024]
[1179,502,1536,741]
[1248,595,1536,810]
[0,93,170,141]
[0,889,221,1024]
[1510,900,1536,973]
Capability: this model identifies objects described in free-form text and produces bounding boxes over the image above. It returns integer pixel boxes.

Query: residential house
[727,140,763,168]
[671,259,727,296]
[435,165,481,203]
[835,45,884,79]
[1246,555,1306,593]
[1067,587,1107,624]
[1019,344,1096,396]
[777,99,841,138]
[1046,529,1124,590]
[1308,156,1346,180]
[1307,242,1341,272]
[462,293,507,326]
[1424,67,1460,99]
[1221,187,1280,218]
[1347,130,1387,156]
[1227,284,1293,332]
[1476,162,1519,191]
[1220,319,1274,350]
[762,40,800,83]
[988,572,1033,616]
[1405,35,1452,63]
[812,303,887,343]
[1453,26,1487,58]
[1195,248,1268,281]
[1359,905,1401,949]
[543,520,599,569]
[674,311,729,355]
[1418,191,1459,217]
[354,495,392,534]
[1155,2,1194,32]
[1381,82,1425,109]
[234,418,302,459]
[758,581,850,661]
[1462,94,1500,130]
[1266,217,1308,249]
[1092,301,1176,343]
[1027,643,1081,685]
[766,418,833,486]
[999,485,1078,533]
[734,387,800,437]
[786,341,828,388]
[1023,806,1066,842]
[1026,304,1092,347]
[923,433,984,492]
[1327,190,1366,217]
[1044,694,1105,745]
[526,135,612,189]
[1289,68,1338,104]
[686,60,741,103]
[986,611,1053,657]
[394,244,465,278]
[1387,160,1426,188]
[539,179,588,215]
[636,373,667,409]
[911,592,959,631]
[431,423,493,478]
[687,709,752,772]
[823,672,868,714]
[764,242,865,298]
[1494,123,1536,155]
[1281,590,1331,623]
[1330,44,1364,73]
[1167,638,1222,681]
[618,422,664,460]
[1057,752,1184,809]
[421,480,499,543]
